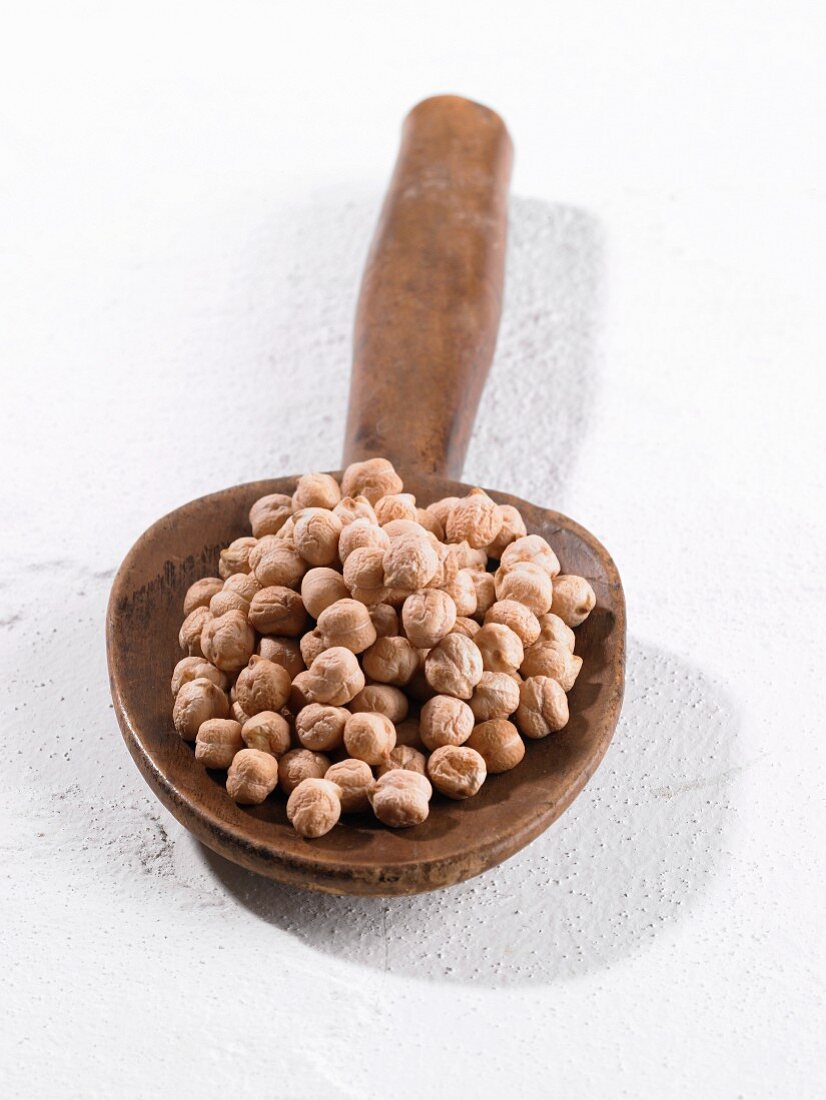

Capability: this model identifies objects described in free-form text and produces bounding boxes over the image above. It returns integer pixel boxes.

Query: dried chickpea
[551,575,596,627]
[343,545,386,591]
[209,588,248,617]
[258,636,305,679]
[370,770,432,828]
[424,634,483,699]
[173,677,230,740]
[338,518,389,563]
[249,493,293,538]
[536,612,576,653]
[179,605,212,657]
[394,717,424,748]
[183,577,223,615]
[171,656,227,697]
[451,616,481,639]
[383,534,438,591]
[227,749,279,804]
[343,711,396,765]
[419,694,475,750]
[325,758,373,813]
[289,670,315,712]
[350,684,409,723]
[441,569,478,617]
[484,599,541,647]
[293,508,342,566]
[316,598,377,654]
[474,622,524,675]
[195,718,244,769]
[362,636,419,686]
[427,745,487,799]
[382,519,437,543]
[224,572,261,600]
[495,561,553,615]
[300,629,327,667]
[341,457,403,504]
[278,748,330,794]
[296,703,349,752]
[241,711,291,757]
[333,495,378,526]
[248,586,307,636]
[374,492,417,525]
[232,700,250,726]
[235,655,291,715]
[401,588,457,649]
[445,488,502,549]
[376,744,427,777]
[300,567,349,619]
[201,610,255,673]
[250,538,307,590]
[426,496,460,528]
[521,641,583,690]
[516,676,570,738]
[469,671,520,722]
[485,505,527,559]
[466,719,525,773]
[459,544,490,573]
[501,534,561,578]
[304,646,365,706]
[292,472,341,511]
[369,602,399,638]
[275,516,296,546]
[287,778,342,837]
[219,536,257,579]
[470,571,496,618]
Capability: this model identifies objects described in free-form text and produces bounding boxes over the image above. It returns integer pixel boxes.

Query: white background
[2,2,825,1097]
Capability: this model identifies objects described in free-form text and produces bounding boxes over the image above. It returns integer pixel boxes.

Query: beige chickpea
[278,748,330,794]
[470,571,496,618]
[289,670,315,712]
[232,699,250,726]
[241,711,291,757]
[441,568,478,617]
[227,748,279,805]
[520,640,583,691]
[368,602,399,638]
[195,718,244,769]
[376,744,427,777]
[275,516,296,546]
[350,684,409,723]
[342,545,386,592]
[419,694,474,750]
[383,534,439,591]
[248,586,307,636]
[250,538,307,590]
[292,472,341,511]
[394,717,424,749]
[293,508,343,567]
[515,676,570,738]
[300,567,349,619]
[171,656,227,697]
[459,544,490,573]
[223,572,261,600]
[341,457,403,504]
[257,636,305,679]
[474,622,524,675]
[173,677,230,740]
[343,711,396,765]
[304,646,365,706]
[551,574,596,627]
[427,745,487,799]
[235,655,291,716]
[333,495,378,527]
[401,588,457,649]
[500,533,561,578]
[362,636,419,686]
[316,598,377,654]
[485,505,527,559]
[381,519,437,543]
[425,496,460,528]
[325,758,374,813]
[445,488,502,549]
[338,518,389,564]
[374,492,417,525]
[208,588,247,617]
[369,770,432,828]
[424,634,483,699]
[536,612,576,653]
[287,778,342,837]
[484,599,541,647]
[201,610,255,673]
[295,703,349,752]
[179,605,212,657]
[469,671,521,722]
[219,536,257,579]
[495,561,553,615]
[450,616,481,639]
[249,493,293,538]
[466,719,525,773]
[415,507,444,540]
[300,628,327,667]
[183,577,223,615]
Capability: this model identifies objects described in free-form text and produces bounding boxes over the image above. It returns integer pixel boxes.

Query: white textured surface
[2,3,825,1098]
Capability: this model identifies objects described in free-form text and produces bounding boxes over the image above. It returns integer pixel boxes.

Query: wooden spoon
[106,95,626,896]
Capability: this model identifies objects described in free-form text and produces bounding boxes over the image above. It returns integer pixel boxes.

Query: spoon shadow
[200,638,741,986]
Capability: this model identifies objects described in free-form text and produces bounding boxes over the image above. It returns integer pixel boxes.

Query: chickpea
[343,712,396,765]
[474,622,524,675]
[501,534,560,578]
[235,655,292,716]
[551,575,597,627]
[394,717,424,749]
[343,545,386,592]
[219,536,257,579]
[171,656,227,697]
[325,758,374,813]
[426,496,460,528]
[278,748,331,795]
[515,676,570,738]
[289,670,315,712]
[470,571,496,618]
[419,694,475,750]
[316,598,377,654]
[172,677,230,740]
[201,610,255,673]
[450,616,481,639]
[295,704,349,752]
[362,636,419,686]
[241,711,291,757]
[466,719,525,773]
[350,684,409,724]
[382,519,437,543]
[333,495,378,527]
[248,586,307,636]
[469,671,520,722]
[299,628,327,667]
[195,718,244,769]
[227,748,279,805]
[441,569,478,617]
[250,538,307,590]
[374,492,418,525]
[179,605,212,657]
[338,518,389,564]
[445,488,502,549]
[341,457,403,504]
[383,534,438,591]
[520,641,583,691]
[536,612,576,653]
[287,778,342,837]
[485,504,527,559]
[401,588,457,649]
[183,577,223,615]
[300,567,348,619]
[427,745,487,799]
[293,508,343,567]
[494,561,553,615]
[368,602,399,638]
[292,472,341,511]
[232,700,251,726]
[249,493,293,538]
[209,589,247,617]
[484,599,541,647]
[257,636,305,679]
[424,634,483,699]
[370,770,432,828]
[275,516,296,546]
[376,745,427,777]
[304,646,365,706]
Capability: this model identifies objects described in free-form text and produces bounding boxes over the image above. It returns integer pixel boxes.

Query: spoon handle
[343,95,513,479]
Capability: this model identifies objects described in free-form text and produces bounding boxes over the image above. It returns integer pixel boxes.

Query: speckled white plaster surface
[1,4,824,1098]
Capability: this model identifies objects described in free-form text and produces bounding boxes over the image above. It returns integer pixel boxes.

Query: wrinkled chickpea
[341,457,403,504]
[445,488,502,549]
[536,612,576,652]
[520,640,583,691]
[179,605,212,657]
[235,655,292,716]
[401,588,457,649]
[370,770,432,828]
[300,629,327,667]
[343,545,386,592]
[426,496,460,528]
[362,636,419,686]
[227,748,279,805]
[369,602,399,638]
[424,634,483,699]
[376,744,427,777]
[469,671,520,722]
[287,778,342,837]
[495,561,553,615]
[171,656,227,697]
[383,533,438,591]
[258,636,305,679]
[516,676,569,738]
[551,575,596,627]
[249,493,293,538]
[304,646,365,706]
[325,758,374,813]
[219,536,257,579]
[419,694,475,750]
[317,598,377,654]
[486,504,527,559]
[338,518,390,563]
[484,599,541,647]
[470,571,496,618]
[183,576,224,615]
[296,704,349,752]
[441,569,478,617]
[278,748,331,795]
[394,717,425,749]
[300,567,349,619]
[466,719,525,773]
[343,711,396,765]
[350,684,409,724]
[232,700,250,726]
[451,616,481,639]
[249,586,307,636]
[374,492,418,525]
[241,711,291,757]
[250,538,307,590]
[293,472,341,511]
[474,622,525,675]
[501,534,560,578]
[173,677,230,740]
[416,507,444,539]
[333,495,378,527]
[293,508,343,566]
[427,745,487,799]
[201,610,256,673]
[195,718,244,769]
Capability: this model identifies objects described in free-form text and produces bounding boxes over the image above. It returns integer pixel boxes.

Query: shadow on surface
[202,637,741,986]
